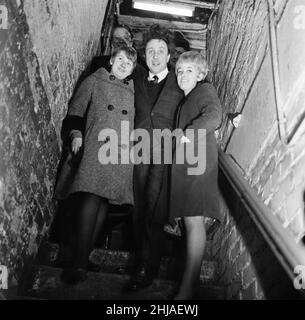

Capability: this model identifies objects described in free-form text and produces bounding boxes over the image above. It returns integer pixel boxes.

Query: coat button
[107,105,114,111]
[122,110,128,115]
[151,112,154,116]
[109,75,115,81]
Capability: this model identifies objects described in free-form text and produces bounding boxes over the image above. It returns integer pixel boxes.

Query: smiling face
[176,61,204,95]
[145,39,170,75]
[111,50,134,80]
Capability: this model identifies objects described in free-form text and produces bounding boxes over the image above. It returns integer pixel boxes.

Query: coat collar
[148,68,169,83]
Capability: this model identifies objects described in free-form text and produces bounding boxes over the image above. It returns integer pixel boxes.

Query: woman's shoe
[61,268,87,285]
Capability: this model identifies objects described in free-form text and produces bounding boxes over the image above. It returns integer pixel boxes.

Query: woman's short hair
[111,45,138,67]
[175,51,209,76]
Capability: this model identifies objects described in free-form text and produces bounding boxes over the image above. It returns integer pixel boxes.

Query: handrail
[218,148,305,284]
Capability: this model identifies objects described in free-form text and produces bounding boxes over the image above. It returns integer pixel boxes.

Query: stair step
[90,248,217,284]
[18,264,225,300]
[0,287,46,300]
[18,264,174,300]
[36,242,217,284]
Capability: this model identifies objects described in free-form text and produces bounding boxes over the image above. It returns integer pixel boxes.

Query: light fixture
[132,0,194,17]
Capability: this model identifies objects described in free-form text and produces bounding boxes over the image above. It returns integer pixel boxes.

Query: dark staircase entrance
[4,206,226,300]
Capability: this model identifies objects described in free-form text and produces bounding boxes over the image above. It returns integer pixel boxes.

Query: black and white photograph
[1,0,305,307]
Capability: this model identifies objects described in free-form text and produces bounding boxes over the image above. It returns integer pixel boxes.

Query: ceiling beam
[118,15,207,34]
[188,39,206,50]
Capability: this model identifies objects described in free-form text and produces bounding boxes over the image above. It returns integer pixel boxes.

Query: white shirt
[148,68,169,83]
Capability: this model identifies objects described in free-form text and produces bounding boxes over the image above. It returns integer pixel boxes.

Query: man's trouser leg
[144,163,167,276]
[133,163,150,268]
[145,221,166,277]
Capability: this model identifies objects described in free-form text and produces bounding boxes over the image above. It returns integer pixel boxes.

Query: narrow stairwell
[6,234,226,300]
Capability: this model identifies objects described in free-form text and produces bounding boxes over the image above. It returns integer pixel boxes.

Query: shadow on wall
[218,170,303,300]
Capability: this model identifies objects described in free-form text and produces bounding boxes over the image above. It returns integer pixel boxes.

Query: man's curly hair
[143,24,171,48]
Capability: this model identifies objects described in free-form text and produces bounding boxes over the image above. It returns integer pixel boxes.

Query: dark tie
[150,75,158,84]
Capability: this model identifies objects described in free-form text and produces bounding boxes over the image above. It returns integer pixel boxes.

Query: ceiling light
[132,0,194,17]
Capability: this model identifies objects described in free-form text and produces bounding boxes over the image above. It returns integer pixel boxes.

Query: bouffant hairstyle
[175,51,209,77]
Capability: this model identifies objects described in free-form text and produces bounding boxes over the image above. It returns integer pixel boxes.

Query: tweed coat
[169,81,224,223]
[54,67,135,205]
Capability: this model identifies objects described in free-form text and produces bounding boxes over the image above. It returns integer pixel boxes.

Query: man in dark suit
[125,25,184,291]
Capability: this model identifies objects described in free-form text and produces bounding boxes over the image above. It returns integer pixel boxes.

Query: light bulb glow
[133,1,194,17]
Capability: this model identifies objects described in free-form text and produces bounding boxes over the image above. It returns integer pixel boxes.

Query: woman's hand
[71,137,83,154]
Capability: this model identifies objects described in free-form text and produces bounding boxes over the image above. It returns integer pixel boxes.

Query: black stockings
[73,192,108,269]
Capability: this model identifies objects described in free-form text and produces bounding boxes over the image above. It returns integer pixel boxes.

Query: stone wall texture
[208,0,305,299]
[0,0,108,285]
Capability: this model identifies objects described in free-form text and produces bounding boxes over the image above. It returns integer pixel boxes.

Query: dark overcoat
[54,67,135,205]
[169,81,224,223]
[134,67,183,131]
[132,67,184,222]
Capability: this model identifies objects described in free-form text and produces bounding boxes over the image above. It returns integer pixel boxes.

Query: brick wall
[208,0,305,299]
[0,0,108,285]
[213,172,300,299]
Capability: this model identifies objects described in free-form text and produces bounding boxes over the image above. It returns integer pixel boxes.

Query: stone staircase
[1,239,226,300]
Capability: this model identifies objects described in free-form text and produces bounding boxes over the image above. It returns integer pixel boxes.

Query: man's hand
[71,137,83,154]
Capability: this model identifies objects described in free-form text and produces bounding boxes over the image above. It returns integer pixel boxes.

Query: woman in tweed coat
[54,45,137,284]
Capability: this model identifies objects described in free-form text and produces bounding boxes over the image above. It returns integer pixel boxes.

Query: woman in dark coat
[170,51,223,299]
[54,45,137,284]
